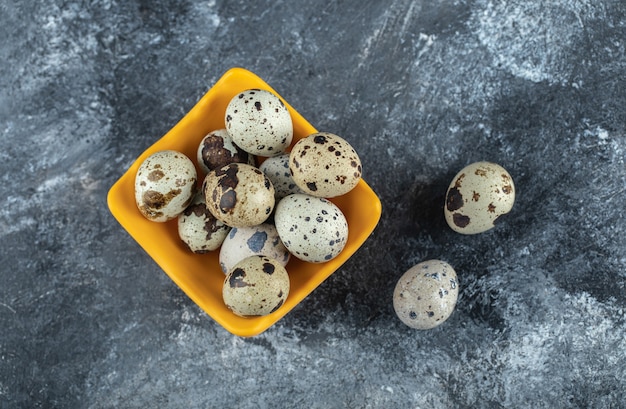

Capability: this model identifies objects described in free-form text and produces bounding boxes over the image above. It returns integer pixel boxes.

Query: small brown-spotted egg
[177,191,231,253]
[274,193,348,263]
[225,89,293,157]
[444,161,515,234]
[259,153,304,200]
[289,132,362,198]
[393,260,459,330]
[222,255,290,317]
[196,128,256,175]
[219,223,290,274]
[134,150,197,222]
[203,163,275,228]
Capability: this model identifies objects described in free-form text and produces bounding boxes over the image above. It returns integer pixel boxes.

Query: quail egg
[393,260,459,330]
[225,89,293,157]
[222,255,290,317]
[444,161,515,234]
[274,193,348,263]
[289,132,362,198]
[177,191,231,253]
[219,223,291,274]
[134,150,197,222]
[196,128,255,175]
[259,153,304,200]
[203,163,275,228]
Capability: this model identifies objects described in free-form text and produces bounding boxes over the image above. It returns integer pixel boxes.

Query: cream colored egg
[444,161,515,234]
[274,193,348,263]
[203,163,275,228]
[289,132,362,198]
[177,191,231,253]
[393,260,459,330]
[196,129,256,175]
[222,255,290,317]
[225,89,293,157]
[259,153,304,200]
[134,150,197,222]
[219,223,291,274]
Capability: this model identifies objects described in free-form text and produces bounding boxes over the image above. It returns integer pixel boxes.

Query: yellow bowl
[107,67,382,337]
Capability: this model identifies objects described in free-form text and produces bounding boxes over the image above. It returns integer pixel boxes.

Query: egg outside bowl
[107,67,382,337]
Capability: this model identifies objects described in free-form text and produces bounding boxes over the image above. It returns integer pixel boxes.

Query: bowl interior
[107,67,382,337]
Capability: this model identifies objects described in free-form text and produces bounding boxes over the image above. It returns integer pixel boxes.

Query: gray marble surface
[1,0,625,407]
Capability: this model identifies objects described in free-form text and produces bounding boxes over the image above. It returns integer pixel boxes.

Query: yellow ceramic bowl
[107,67,382,337]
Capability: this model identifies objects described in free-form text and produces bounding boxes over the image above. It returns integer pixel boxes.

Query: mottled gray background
[1,0,625,408]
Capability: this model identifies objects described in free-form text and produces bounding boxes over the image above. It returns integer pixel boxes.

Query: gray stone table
[1,0,625,407]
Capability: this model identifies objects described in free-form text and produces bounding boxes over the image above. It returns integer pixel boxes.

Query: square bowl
[107,67,382,337]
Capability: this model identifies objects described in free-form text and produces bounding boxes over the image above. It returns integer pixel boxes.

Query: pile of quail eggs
[134,88,517,330]
[134,89,362,318]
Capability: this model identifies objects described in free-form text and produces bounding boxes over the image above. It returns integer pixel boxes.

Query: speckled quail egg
[225,89,293,157]
[259,153,304,200]
[393,260,459,330]
[219,223,291,274]
[274,193,348,263]
[196,128,256,175]
[177,191,231,253]
[134,150,197,222]
[289,132,362,198]
[203,163,275,228]
[222,255,290,317]
[444,161,515,234]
